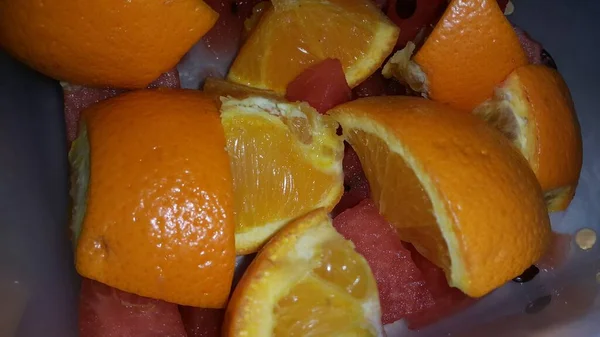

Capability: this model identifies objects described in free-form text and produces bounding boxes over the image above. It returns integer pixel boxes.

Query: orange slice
[71,89,235,307]
[227,0,399,94]
[224,209,384,336]
[220,96,344,254]
[474,65,583,211]
[330,96,551,297]
[0,0,217,88]
[383,0,528,111]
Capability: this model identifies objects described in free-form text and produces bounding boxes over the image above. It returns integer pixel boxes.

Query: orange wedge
[330,96,551,297]
[0,0,217,88]
[383,0,528,111]
[220,96,344,254]
[227,0,399,94]
[71,89,235,307]
[224,209,384,336]
[474,65,583,211]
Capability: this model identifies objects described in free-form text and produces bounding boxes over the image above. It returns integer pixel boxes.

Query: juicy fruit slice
[224,209,384,336]
[220,96,344,254]
[179,307,224,337]
[79,278,187,337]
[227,0,400,93]
[474,65,583,211]
[383,0,528,111]
[333,199,434,324]
[72,90,235,307]
[330,96,552,297]
[0,0,217,88]
[63,69,180,143]
[285,58,352,114]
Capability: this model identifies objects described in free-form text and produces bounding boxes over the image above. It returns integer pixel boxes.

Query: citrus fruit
[223,209,384,336]
[333,199,434,324]
[227,0,400,94]
[330,96,552,297]
[79,278,187,337]
[71,89,235,307]
[0,0,217,88]
[474,65,583,211]
[382,0,528,111]
[219,96,344,254]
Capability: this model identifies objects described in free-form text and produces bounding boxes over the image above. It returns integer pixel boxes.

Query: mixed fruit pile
[0,0,583,336]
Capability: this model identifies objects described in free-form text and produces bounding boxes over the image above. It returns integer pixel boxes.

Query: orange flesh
[347,129,450,270]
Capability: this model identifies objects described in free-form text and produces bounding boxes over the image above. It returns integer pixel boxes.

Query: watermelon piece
[179,307,224,337]
[404,244,476,330]
[79,278,186,337]
[285,58,352,114]
[333,199,434,324]
[332,143,370,216]
[63,68,180,143]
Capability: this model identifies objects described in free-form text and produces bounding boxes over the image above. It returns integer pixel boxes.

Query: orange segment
[383,0,527,111]
[224,209,383,336]
[474,65,583,211]
[330,96,551,297]
[227,0,399,93]
[220,96,344,254]
[71,89,235,307]
[0,0,217,88]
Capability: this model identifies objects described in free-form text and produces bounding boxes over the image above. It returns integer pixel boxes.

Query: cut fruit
[330,96,551,297]
[285,58,352,114]
[333,199,434,324]
[72,89,235,307]
[332,143,370,217]
[383,0,528,111]
[79,278,187,337]
[203,77,282,105]
[474,64,582,211]
[0,0,217,88]
[220,96,344,254]
[404,244,475,330]
[223,209,384,336]
[227,0,399,94]
[179,306,224,337]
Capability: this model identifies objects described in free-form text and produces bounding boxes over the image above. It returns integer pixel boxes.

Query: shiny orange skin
[414,0,528,111]
[503,65,583,211]
[0,0,217,88]
[331,96,551,297]
[75,89,235,308]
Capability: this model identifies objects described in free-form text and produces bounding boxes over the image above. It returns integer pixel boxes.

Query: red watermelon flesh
[79,278,186,337]
[179,306,224,337]
[285,58,352,114]
[404,244,476,330]
[333,199,434,324]
[332,143,370,217]
[63,68,180,143]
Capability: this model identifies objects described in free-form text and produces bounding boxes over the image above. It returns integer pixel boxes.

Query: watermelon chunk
[79,278,186,337]
[332,143,370,217]
[179,306,224,337]
[333,199,434,324]
[404,244,476,330]
[285,58,352,114]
